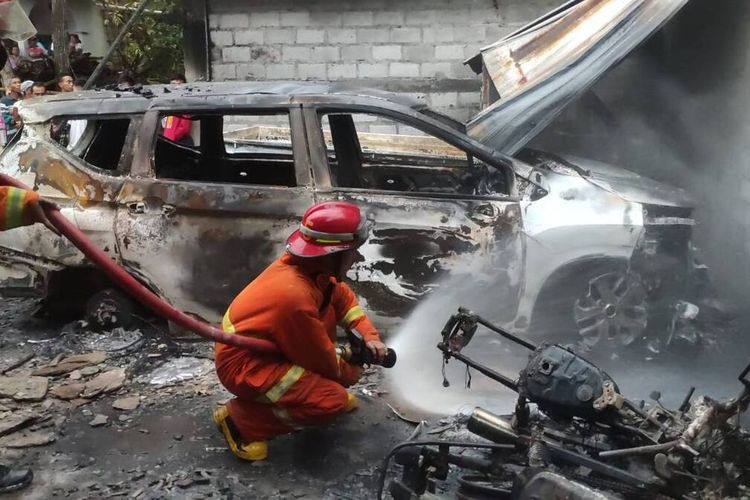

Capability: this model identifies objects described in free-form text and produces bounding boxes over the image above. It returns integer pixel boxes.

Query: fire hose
[0,174,280,354]
[0,175,397,366]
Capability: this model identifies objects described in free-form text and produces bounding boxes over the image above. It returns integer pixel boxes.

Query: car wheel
[85,288,135,330]
[573,271,648,348]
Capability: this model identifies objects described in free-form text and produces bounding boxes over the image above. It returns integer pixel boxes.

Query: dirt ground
[2,294,748,499]
[0,299,414,499]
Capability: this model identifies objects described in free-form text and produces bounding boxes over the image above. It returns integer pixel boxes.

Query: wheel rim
[573,272,648,347]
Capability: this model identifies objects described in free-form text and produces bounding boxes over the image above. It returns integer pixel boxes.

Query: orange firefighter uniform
[0,187,41,231]
[214,252,381,449]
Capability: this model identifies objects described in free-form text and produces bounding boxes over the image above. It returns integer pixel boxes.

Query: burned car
[511,148,698,349]
[0,79,699,349]
[466,0,700,349]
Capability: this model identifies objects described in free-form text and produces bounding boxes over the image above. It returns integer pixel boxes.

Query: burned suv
[0,82,696,349]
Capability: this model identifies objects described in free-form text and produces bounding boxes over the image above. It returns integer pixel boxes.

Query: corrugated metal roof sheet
[466,0,688,154]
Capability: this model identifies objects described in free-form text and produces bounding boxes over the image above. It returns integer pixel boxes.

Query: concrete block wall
[207,0,559,122]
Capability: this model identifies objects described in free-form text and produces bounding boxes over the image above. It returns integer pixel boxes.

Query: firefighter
[213,201,389,461]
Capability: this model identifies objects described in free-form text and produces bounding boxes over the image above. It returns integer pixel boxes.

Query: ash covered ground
[1,289,748,499]
[0,299,413,499]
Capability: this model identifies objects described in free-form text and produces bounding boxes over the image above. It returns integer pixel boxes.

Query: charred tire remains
[85,288,135,330]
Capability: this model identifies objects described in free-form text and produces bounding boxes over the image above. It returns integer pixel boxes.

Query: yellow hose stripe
[5,187,25,230]
[264,365,305,403]
[341,305,364,326]
[222,309,236,334]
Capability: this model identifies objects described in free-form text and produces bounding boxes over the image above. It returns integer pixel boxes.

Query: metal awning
[466,0,688,155]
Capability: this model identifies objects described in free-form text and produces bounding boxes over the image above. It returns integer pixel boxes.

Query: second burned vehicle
[383,307,750,499]
[0,81,700,350]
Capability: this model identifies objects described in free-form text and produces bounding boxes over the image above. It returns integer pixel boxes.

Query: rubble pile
[0,336,209,431]
[0,300,232,495]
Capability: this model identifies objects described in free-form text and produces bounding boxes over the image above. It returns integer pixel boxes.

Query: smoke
[384,249,748,419]
[385,2,750,416]
[531,0,750,313]
[382,1,750,419]
[384,256,528,418]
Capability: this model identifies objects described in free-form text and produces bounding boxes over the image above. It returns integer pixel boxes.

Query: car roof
[18,81,429,123]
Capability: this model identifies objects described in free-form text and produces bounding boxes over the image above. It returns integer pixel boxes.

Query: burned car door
[0,112,138,299]
[304,104,524,330]
[113,104,314,323]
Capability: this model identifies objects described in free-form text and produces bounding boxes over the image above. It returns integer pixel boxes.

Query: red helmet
[286,201,370,258]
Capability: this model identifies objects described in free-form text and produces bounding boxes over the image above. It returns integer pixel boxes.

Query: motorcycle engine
[519,344,618,419]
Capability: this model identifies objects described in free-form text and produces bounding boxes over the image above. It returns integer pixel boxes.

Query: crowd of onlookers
[6,33,82,70]
[0,73,85,146]
[0,33,88,146]
[1,69,190,148]
[1,28,191,149]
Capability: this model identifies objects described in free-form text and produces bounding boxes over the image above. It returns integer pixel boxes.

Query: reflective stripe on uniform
[222,309,236,334]
[271,406,305,431]
[3,187,25,230]
[340,305,364,327]
[261,365,305,403]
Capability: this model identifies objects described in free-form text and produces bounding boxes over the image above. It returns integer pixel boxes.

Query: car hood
[465,0,688,155]
[522,149,694,208]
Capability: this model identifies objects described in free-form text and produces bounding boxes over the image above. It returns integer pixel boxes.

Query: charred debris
[382,307,750,499]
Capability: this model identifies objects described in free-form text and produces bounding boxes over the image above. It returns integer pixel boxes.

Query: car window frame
[138,104,311,188]
[45,113,141,177]
[304,103,517,202]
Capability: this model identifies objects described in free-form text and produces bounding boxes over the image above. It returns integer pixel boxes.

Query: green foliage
[98,0,183,83]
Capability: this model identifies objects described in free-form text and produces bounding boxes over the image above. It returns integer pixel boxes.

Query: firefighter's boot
[345,392,359,412]
[213,405,268,461]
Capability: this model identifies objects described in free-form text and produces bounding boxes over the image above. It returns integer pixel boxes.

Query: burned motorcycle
[380,307,750,499]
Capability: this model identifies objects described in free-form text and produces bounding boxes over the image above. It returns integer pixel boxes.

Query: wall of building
[19,0,107,57]
[207,0,560,121]
[67,0,108,58]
